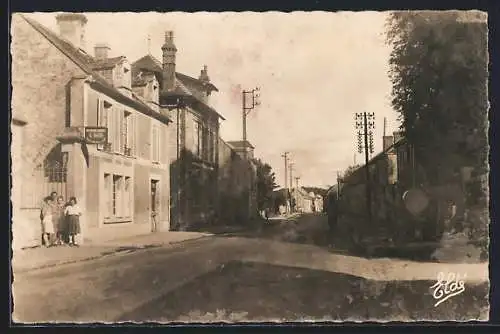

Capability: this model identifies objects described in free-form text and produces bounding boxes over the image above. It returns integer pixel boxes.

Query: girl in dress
[40,197,55,247]
[64,197,82,247]
[53,196,66,245]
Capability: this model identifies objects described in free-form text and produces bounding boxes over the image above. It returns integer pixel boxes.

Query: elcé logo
[430,272,466,307]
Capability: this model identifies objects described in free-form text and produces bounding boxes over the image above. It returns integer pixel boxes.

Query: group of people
[40,191,82,247]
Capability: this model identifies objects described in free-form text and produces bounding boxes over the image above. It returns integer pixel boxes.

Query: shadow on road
[116,260,489,322]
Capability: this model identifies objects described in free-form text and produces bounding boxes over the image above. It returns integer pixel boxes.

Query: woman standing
[52,196,66,245]
[64,197,82,247]
[40,197,55,247]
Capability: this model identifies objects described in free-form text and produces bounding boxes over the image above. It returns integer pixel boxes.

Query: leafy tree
[253,158,279,211]
[341,164,361,181]
[386,11,488,184]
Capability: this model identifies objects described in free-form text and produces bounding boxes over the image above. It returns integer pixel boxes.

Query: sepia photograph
[10,10,489,323]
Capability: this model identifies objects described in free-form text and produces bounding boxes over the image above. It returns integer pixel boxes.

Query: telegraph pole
[336,171,341,200]
[355,112,375,223]
[289,162,294,192]
[281,152,289,214]
[295,176,300,189]
[242,87,260,159]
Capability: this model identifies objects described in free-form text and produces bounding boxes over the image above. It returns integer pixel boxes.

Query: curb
[13,235,214,274]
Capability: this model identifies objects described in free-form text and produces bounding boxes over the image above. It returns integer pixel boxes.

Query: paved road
[12,213,489,323]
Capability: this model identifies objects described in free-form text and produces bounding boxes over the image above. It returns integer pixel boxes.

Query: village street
[12,213,489,323]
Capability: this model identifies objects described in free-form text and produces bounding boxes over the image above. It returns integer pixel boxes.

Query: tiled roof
[131,54,224,120]
[176,72,219,93]
[21,15,171,124]
[226,140,255,149]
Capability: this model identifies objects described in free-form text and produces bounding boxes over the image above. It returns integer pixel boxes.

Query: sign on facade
[85,127,108,144]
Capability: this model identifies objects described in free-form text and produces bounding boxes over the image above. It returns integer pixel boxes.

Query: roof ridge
[20,15,170,124]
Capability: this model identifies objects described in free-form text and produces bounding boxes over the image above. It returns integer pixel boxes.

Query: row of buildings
[328,130,485,244]
[11,13,258,249]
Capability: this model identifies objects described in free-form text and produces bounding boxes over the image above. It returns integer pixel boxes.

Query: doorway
[150,179,160,232]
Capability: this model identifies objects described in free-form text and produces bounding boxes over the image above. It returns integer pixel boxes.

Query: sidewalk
[12,231,212,273]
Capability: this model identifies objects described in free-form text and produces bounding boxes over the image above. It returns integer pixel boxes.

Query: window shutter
[130,113,137,156]
[108,108,114,151]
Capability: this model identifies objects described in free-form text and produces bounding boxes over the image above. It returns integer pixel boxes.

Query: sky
[29,11,400,189]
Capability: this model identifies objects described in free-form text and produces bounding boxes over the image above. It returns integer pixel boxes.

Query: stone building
[218,139,257,224]
[131,32,225,230]
[292,187,315,213]
[11,14,173,248]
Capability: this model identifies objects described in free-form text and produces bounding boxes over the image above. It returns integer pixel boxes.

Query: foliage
[386,11,488,184]
[302,186,328,197]
[341,165,361,181]
[272,189,288,209]
[253,158,279,211]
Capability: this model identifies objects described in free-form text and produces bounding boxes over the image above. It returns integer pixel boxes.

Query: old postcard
[10,10,489,323]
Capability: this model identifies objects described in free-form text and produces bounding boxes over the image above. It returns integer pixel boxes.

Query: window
[193,120,201,157]
[104,173,112,218]
[122,111,135,155]
[113,109,125,154]
[112,175,123,216]
[202,125,209,161]
[97,99,111,150]
[152,124,160,162]
[124,176,132,217]
[209,130,216,163]
[104,173,132,223]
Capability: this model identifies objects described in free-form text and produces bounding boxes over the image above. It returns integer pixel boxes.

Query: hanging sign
[85,127,108,144]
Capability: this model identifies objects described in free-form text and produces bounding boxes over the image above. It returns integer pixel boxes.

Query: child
[64,197,82,247]
[40,197,55,247]
[53,196,67,245]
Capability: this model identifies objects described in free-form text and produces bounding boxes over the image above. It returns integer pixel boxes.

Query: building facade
[11,14,173,247]
[131,32,224,231]
[218,139,257,224]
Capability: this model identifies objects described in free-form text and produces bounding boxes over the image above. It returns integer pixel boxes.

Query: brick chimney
[383,136,394,151]
[199,65,210,83]
[161,31,177,92]
[56,13,88,50]
[94,43,111,59]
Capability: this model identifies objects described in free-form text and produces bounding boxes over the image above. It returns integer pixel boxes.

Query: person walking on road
[64,197,82,247]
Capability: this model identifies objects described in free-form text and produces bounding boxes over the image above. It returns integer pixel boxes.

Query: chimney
[94,43,111,60]
[383,136,394,151]
[55,13,88,50]
[161,31,177,92]
[199,65,210,83]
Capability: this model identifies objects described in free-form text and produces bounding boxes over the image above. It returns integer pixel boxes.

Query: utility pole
[242,87,260,159]
[355,112,375,224]
[336,171,341,200]
[281,152,289,214]
[289,162,294,213]
[282,152,289,189]
[295,176,300,189]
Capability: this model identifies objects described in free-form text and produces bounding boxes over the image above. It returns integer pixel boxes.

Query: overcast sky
[29,11,400,189]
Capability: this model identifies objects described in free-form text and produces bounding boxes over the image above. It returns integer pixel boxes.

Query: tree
[386,11,488,184]
[341,164,361,181]
[253,158,279,211]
